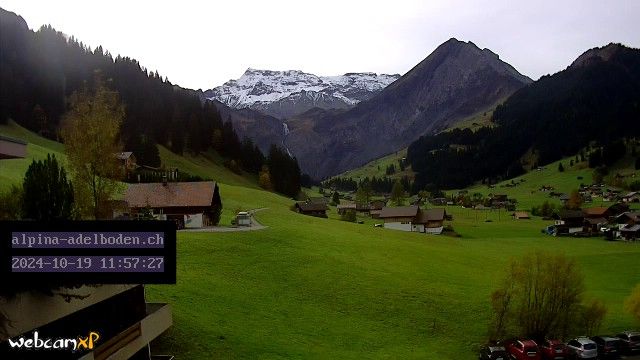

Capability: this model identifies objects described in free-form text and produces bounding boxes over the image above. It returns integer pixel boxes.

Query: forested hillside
[0,8,301,197]
[408,43,640,190]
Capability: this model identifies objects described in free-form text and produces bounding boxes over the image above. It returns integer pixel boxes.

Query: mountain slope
[204,69,400,119]
[284,38,532,179]
[408,43,640,190]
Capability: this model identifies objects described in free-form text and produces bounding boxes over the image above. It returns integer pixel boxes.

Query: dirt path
[179,208,268,232]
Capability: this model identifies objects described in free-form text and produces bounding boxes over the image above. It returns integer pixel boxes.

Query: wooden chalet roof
[125,181,218,208]
[296,202,328,212]
[415,208,446,223]
[379,206,419,218]
[583,207,609,217]
[116,151,134,160]
[512,211,530,219]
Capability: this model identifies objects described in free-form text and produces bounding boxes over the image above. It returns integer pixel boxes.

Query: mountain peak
[205,69,400,119]
[570,43,627,68]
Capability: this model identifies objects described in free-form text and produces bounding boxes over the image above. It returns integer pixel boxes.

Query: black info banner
[0,221,176,284]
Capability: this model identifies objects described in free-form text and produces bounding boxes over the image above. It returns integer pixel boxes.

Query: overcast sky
[1,0,639,90]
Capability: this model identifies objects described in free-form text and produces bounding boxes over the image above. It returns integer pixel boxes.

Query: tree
[61,75,124,219]
[635,157,640,170]
[22,154,74,220]
[390,180,405,206]
[558,162,565,172]
[340,209,356,222]
[258,165,272,190]
[0,185,23,220]
[355,179,372,207]
[566,190,583,210]
[331,191,340,206]
[488,252,606,341]
[625,284,640,323]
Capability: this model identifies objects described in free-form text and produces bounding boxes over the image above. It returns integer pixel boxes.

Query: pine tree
[22,154,75,220]
[391,180,405,206]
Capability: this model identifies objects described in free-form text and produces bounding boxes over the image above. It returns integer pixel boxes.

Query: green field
[2,123,640,359]
[336,148,412,182]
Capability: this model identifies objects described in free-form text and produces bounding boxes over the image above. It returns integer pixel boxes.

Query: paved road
[179,208,267,232]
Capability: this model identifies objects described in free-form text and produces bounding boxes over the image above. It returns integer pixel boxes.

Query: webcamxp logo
[7,330,100,352]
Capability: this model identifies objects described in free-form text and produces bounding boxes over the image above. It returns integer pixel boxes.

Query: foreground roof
[379,206,419,218]
[125,181,218,208]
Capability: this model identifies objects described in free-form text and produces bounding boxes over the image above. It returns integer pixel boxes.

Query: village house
[621,224,640,240]
[512,211,531,220]
[0,134,27,159]
[125,181,222,228]
[336,202,357,215]
[622,191,640,203]
[294,202,328,217]
[554,210,585,235]
[115,151,137,174]
[415,208,447,234]
[378,206,448,234]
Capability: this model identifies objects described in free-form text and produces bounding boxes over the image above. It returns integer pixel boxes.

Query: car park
[616,331,640,354]
[539,339,568,360]
[565,337,597,359]
[590,336,620,358]
[507,339,541,360]
[479,344,508,360]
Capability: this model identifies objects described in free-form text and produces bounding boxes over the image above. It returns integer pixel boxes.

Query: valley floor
[146,183,640,359]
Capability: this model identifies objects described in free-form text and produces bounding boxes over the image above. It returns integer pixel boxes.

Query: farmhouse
[620,224,640,240]
[378,206,447,234]
[622,191,640,203]
[512,211,530,220]
[125,181,221,228]
[294,202,328,217]
[115,151,137,173]
[379,206,420,232]
[415,208,447,234]
[337,202,356,215]
[554,210,584,235]
[0,134,27,159]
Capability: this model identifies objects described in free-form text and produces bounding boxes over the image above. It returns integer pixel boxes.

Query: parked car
[590,336,620,358]
[616,331,640,354]
[565,337,597,359]
[539,339,568,360]
[507,339,541,360]
[478,344,508,360]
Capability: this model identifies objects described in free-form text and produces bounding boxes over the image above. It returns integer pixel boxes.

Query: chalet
[0,134,27,159]
[621,224,640,240]
[430,197,447,206]
[336,202,357,215]
[490,194,510,208]
[554,210,584,235]
[622,191,640,203]
[415,208,447,234]
[559,193,570,204]
[369,200,387,211]
[115,151,137,173]
[379,206,420,232]
[614,212,640,228]
[378,206,447,234]
[512,211,531,220]
[125,181,221,228]
[584,217,608,234]
[370,209,382,219]
[294,202,328,217]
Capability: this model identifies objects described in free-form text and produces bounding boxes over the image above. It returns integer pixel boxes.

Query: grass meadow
[2,122,639,359]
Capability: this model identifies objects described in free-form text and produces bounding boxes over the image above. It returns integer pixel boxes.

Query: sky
[1,0,639,90]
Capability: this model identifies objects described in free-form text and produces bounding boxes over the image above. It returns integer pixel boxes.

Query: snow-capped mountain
[203,69,400,119]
